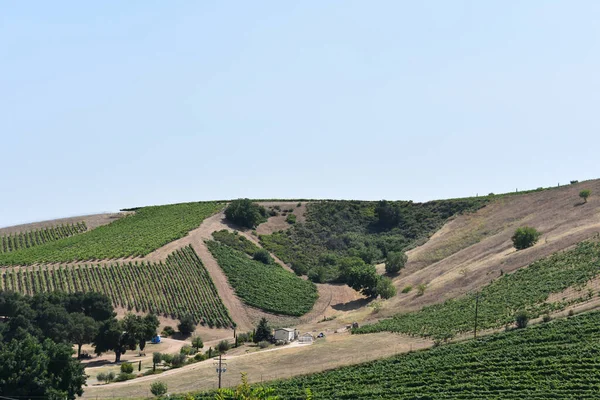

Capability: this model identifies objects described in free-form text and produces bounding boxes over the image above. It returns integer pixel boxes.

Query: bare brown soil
[0,212,128,235]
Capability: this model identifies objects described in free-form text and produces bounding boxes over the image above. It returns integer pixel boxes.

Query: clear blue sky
[2,1,599,227]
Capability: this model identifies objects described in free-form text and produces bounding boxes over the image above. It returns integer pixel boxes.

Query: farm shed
[274,328,297,342]
[299,333,314,344]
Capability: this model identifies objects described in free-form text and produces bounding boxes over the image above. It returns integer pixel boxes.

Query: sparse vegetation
[224,199,267,229]
[0,202,222,265]
[207,241,318,316]
[401,285,413,293]
[416,283,427,296]
[212,230,258,256]
[511,226,541,250]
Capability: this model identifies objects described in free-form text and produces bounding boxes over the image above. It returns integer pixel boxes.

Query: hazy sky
[1,1,599,227]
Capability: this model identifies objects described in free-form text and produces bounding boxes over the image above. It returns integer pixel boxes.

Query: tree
[253,249,273,264]
[152,352,162,371]
[192,336,204,352]
[150,381,168,397]
[0,335,86,400]
[375,276,397,299]
[120,362,134,374]
[515,310,529,329]
[177,314,196,335]
[69,312,97,358]
[511,227,541,250]
[93,318,132,363]
[140,314,159,351]
[338,257,379,297]
[580,189,591,203]
[254,318,272,343]
[225,199,268,228]
[385,252,407,274]
[375,200,402,230]
[217,340,231,353]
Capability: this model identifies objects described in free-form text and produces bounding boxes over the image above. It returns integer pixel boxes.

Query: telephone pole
[474,292,480,339]
[214,354,227,389]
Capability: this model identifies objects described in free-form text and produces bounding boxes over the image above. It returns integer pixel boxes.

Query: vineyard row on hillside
[0,246,233,328]
[0,202,223,265]
[355,240,600,338]
[193,310,600,399]
[0,222,87,253]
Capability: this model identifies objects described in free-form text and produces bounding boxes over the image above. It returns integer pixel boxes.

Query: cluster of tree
[337,257,396,299]
[0,291,160,399]
[225,199,268,229]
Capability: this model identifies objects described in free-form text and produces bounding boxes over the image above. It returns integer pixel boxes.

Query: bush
[286,214,297,224]
[401,285,413,294]
[193,352,206,361]
[115,373,136,382]
[376,276,397,299]
[512,226,541,250]
[192,336,204,351]
[153,352,162,371]
[177,315,196,335]
[385,252,407,274]
[571,180,579,184]
[580,189,591,203]
[291,261,308,276]
[543,313,552,323]
[253,249,273,264]
[180,345,194,355]
[96,371,115,384]
[225,199,267,228]
[236,332,251,343]
[258,340,270,349]
[416,283,427,296]
[171,353,187,368]
[161,353,174,365]
[217,340,230,353]
[162,326,175,337]
[515,311,529,329]
[120,362,134,374]
[150,381,168,397]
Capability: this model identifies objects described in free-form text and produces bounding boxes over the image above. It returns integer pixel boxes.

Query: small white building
[273,328,296,342]
[298,333,314,344]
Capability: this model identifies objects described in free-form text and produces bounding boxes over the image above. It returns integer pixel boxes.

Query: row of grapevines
[0,202,223,265]
[206,240,318,316]
[0,246,233,328]
[355,240,600,338]
[192,310,600,399]
[0,222,87,253]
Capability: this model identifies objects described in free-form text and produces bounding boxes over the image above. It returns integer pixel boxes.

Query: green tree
[375,276,397,299]
[338,257,379,297]
[93,318,133,363]
[385,251,407,274]
[150,381,168,397]
[192,336,204,352]
[153,352,162,372]
[254,318,272,343]
[511,227,541,250]
[580,189,591,203]
[177,314,196,335]
[217,340,231,353]
[120,362,134,374]
[68,312,97,358]
[225,199,268,228]
[515,310,529,329]
[253,249,273,264]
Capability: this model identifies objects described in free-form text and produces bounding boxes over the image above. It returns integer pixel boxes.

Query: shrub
[236,332,251,343]
[385,252,407,274]
[180,345,194,355]
[376,276,397,299]
[571,180,579,184]
[150,381,168,397]
[162,326,175,337]
[177,314,196,335]
[416,284,427,296]
[217,340,230,353]
[253,249,273,264]
[292,261,308,276]
[258,340,270,349]
[161,353,174,365]
[153,352,162,371]
[569,309,575,317]
[115,373,136,382]
[580,189,591,203]
[515,311,529,329]
[543,314,552,323]
[192,336,204,351]
[512,227,541,250]
[171,353,187,368]
[96,371,115,384]
[286,214,297,224]
[120,362,134,374]
[193,353,206,361]
[224,199,267,228]
[297,202,302,207]
[401,285,413,293]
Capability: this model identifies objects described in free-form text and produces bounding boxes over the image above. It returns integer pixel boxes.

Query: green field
[191,310,600,399]
[1,222,87,253]
[206,240,318,316]
[0,202,222,265]
[355,240,600,338]
[212,229,259,257]
[1,246,233,328]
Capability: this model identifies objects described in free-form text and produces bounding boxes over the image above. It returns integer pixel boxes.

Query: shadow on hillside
[332,298,372,311]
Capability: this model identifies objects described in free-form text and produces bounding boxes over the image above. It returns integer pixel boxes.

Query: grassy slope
[0,202,223,265]
[355,240,600,337]
[206,240,318,316]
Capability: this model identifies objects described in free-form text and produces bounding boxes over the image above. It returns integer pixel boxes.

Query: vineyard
[0,246,233,328]
[206,240,318,316]
[192,310,600,399]
[212,230,259,256]
[0,202,222,265]
[355,240,600,338]
[0,222,87,253]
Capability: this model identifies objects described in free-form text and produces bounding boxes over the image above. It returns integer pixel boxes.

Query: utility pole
[214,354,227,389]
[474,292,480,339]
